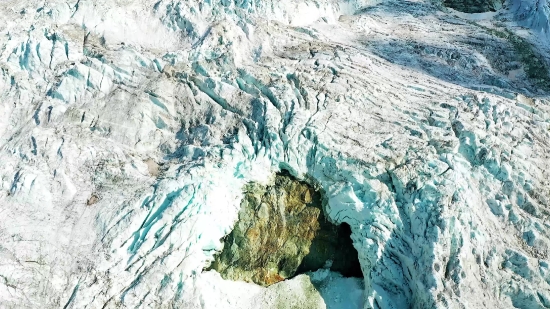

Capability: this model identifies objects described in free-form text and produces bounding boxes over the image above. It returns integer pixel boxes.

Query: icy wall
[1,0,550,308]
[510,0,550,35]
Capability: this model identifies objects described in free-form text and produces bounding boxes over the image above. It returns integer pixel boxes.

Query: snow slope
[0,0,550,308]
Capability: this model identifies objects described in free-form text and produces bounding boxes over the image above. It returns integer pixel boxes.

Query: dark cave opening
[207,171,363,286]
[442,0,503,13]
[296,221,363,278]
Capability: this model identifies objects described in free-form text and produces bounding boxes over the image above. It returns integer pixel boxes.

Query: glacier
[1,0,550,308]
[510,0,550,35]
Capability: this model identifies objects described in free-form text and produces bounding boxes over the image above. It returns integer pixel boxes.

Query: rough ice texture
[0,0,550,309]
[510,0,550,34]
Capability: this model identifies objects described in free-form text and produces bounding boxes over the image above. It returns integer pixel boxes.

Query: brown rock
[208,172,362,286]
[87,194,99,206]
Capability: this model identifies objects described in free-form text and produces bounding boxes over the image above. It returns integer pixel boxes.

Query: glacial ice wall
[510,0,550,35]
[0,0,550,309]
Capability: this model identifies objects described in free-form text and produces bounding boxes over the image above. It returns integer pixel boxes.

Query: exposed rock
[209,172,361,286]
[87,194,99,206]
[144,158,160,177]
[443,0,503,13]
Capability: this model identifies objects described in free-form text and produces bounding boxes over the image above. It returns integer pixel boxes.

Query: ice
[1,0,550,308]
[510,0,550,35]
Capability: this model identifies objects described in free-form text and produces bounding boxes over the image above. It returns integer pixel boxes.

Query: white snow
[0,0,550,308]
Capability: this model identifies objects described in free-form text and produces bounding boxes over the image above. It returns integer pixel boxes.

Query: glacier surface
[0,0,550,308]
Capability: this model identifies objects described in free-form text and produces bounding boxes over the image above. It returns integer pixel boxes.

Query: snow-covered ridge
[1,0,550,308]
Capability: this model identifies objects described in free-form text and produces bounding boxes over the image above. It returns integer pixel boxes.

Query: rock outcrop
[443,0,503,13]
[209,172,361,286]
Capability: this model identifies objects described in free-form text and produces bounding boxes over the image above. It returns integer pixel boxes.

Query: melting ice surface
[0,0,550,308]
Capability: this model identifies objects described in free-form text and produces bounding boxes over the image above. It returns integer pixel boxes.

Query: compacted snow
[1,0,550,308]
